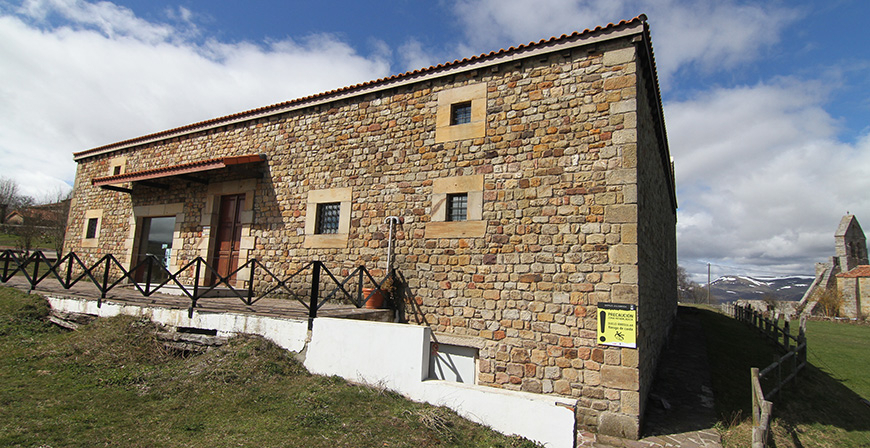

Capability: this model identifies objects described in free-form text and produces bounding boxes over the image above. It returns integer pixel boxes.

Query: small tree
[0,177,18,224]
[39,189,72,257]
[762,294,778,314]
[677,266,706,303]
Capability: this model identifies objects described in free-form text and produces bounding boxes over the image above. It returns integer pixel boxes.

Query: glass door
[135,216,175,284]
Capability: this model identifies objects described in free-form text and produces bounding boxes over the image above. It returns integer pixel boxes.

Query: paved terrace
[1,275,393,322]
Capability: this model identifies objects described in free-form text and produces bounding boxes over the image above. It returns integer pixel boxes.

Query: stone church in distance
[64,16,677,442]
[801,214,870,319]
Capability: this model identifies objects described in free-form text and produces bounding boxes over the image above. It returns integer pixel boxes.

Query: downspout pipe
[384,216,402,273]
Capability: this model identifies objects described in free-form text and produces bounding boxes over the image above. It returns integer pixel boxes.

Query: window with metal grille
[85,218,99,239]
[316,202,341,234]
[451,102,472,125]
[446,193,468,222]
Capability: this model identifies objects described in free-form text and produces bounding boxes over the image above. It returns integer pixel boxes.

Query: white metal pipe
[384,216,401,272]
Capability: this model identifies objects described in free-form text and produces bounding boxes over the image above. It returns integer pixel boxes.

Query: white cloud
[446,0,867,279]
[669,81,870,277]
[17,0,177,43]
[448,0,800,86]
[398,38,441,73]
[0,1,391,199]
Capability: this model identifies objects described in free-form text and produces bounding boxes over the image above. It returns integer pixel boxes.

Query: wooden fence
[732,303,808,448]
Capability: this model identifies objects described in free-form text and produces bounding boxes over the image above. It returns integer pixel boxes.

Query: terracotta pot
[362,288,385,309]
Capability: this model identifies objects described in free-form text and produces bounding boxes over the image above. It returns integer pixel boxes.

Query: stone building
[65,16,677,440]
[800,214,870,318]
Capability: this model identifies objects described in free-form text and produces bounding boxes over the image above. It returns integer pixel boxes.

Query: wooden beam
[179,175,208,184]
[99,185,132,194]
[137,180,168,190]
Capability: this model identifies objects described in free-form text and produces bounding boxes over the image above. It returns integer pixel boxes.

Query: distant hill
[705,275,814,303]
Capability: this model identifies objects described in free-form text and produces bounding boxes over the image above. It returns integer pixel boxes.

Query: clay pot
[362,288,385,309]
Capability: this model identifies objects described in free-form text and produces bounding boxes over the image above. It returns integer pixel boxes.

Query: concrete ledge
[420,380,577,448]
[45,296,309,352]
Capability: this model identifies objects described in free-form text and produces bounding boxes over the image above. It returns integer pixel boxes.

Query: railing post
[357,267,364,308]
[309,261,321,326]
[144,255,155,294]
[247,261,256,306]
[65,253,74,288]
[193,258,201,298]
[99,255,111,306]
[28,253,40,294]
[189,258,202,318]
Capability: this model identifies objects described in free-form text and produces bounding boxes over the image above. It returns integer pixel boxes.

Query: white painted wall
[305,318,576,448]
[420,381,577,448]
[46,296,309,352]
[304,317,431,395]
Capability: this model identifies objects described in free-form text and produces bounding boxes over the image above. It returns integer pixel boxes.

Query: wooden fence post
[751,367,760,427]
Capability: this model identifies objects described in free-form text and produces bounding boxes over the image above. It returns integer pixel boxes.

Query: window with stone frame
[435,83,486,143]
[109,156,126,177]
[425,175,485,238]
[304,188,352,248]
[81,209,103,248]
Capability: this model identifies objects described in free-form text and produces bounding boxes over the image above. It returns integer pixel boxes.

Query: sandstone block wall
[66,28,676,438]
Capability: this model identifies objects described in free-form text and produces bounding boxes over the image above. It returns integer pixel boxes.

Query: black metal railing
[1,250,397,324]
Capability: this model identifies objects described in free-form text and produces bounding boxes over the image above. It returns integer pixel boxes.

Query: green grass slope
[694,306,870,448]
[0,286,539,448]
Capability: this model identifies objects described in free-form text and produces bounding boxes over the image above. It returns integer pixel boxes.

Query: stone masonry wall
[632,44,678,437]
[66,35,675,437]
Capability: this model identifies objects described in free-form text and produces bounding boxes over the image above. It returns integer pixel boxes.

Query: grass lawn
[804,319,870,399]
[694,305,870,448]
[0,286,539,448]
[0,231,17,247]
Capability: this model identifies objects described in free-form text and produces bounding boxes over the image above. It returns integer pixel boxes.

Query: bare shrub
[814,287,843,317]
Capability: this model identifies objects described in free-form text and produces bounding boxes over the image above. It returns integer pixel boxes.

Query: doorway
[210,193,245,284]
[134,216,176,284]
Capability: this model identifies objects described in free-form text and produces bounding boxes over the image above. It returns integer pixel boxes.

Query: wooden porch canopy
[92,154,265,193]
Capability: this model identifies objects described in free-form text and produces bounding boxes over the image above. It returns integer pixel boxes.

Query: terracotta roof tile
[74,15,649,159]
[837,265,870,278]
[91,154,265,186]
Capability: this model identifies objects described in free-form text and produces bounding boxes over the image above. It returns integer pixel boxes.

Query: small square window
[85,218,99,239]
[316,203,341,234]
[113,166,122,175]
[451,102,472,125]
[446,194,468,222]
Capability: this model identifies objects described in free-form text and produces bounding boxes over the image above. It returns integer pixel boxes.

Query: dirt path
[587,306,722,447]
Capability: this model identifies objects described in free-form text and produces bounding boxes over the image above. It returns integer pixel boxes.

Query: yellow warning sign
[597,303,637,348]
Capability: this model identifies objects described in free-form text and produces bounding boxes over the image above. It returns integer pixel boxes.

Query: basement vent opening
[177,327,218,336]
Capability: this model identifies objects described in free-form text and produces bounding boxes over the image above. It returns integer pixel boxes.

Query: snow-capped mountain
[705,275,814,303]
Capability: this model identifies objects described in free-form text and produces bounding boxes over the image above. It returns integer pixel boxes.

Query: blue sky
[1,0,869,281]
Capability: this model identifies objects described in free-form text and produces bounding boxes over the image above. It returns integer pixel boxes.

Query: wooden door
[211,194,245,284]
